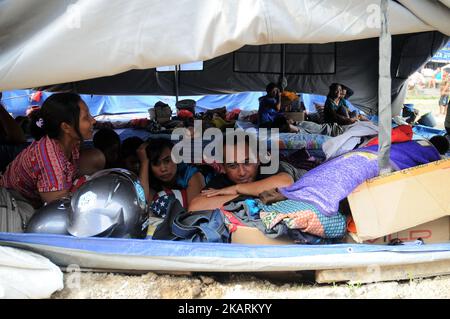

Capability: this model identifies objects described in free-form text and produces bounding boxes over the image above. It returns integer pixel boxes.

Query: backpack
[0,188,35,233]
[172,210,230,243]
[151,197,230,243]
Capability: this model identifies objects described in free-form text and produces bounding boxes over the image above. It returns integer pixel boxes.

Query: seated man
[188,131,301,211]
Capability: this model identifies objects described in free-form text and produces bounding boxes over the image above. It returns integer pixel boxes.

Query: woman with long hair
[0,93,96,210]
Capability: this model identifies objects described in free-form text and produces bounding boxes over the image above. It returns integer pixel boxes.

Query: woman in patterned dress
[0,93,96,210]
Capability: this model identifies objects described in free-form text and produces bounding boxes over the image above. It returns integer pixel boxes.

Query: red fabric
[177,109,194,119]
[225,109,241,121]
[366,125,413,147]
[71,175,88,193]
[130,118,149,128]
[347,215,357,233]
[31,91,42,102]
[0,136,79,208]
[221,208,246,233]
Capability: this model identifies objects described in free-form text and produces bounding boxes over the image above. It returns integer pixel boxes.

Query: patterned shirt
[0,136,79,208]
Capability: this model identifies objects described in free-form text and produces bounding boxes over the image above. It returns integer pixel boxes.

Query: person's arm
[274,91,281,112]
[39,189,69,205]
[186,172,205,205]
[343,86,354,98]
[201,172,294,198]
[330,106,356,125]
[188,193,239,212]
[237,172,293,195]
[337,104,350,118]
[288,123,300,133]
[0,101,26,144]
[137,142,155,203]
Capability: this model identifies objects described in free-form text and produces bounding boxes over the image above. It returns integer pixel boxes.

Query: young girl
[137,138,205,209]
[0,93,96,219]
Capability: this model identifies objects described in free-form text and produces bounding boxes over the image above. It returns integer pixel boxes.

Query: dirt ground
[52,271,450,299]
[52,88,449,300]
[404,87,446,129]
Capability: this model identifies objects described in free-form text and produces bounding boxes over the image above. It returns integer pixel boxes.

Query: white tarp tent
[0,0,449,92]
[1,0,450,282]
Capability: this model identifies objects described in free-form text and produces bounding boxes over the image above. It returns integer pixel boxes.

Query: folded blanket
[279,151,379,216]
[358,140,441,170]
[278,133,331,150]
[297,121,345,137]
[365,125,413,147]
[279,140,442,216]
[258,200,347,239]
[322,121,379,159]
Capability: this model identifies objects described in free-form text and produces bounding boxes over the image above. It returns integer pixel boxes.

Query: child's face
[124,155,140,175]
[104,142,120,166]
[269,87,280,98]
[150,147,177,184]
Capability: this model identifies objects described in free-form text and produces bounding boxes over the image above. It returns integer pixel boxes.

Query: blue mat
[1,233,449,258]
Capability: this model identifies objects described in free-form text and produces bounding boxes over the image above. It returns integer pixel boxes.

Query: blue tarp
[413,125,447,139]
[2,90,366,118]
[431,41,450,63]
[1,90,266,118]
[1,232,449,258]
[301,93,361,114]
[3,231,449,272]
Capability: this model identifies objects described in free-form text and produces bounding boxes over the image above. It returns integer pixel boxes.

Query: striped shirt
[0,136,79,208]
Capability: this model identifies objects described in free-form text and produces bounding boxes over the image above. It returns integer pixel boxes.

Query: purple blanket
[279,141,441,216]
[359,140,441,170]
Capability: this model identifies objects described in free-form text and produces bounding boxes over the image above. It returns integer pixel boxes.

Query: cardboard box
[284,111,305,122]
[231,225,294,245]
[231,159,450,246]
[346,216,450,244]
[347,158,450,240]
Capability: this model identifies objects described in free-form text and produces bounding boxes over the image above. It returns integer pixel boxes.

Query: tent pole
[280,44,287,91]
[378,0,392,175]
[174,65,180,104]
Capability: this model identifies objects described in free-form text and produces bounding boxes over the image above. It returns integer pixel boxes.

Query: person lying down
[188,131,301,212]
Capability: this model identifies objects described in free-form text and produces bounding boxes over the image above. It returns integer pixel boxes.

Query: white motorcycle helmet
[67,168,148,239]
